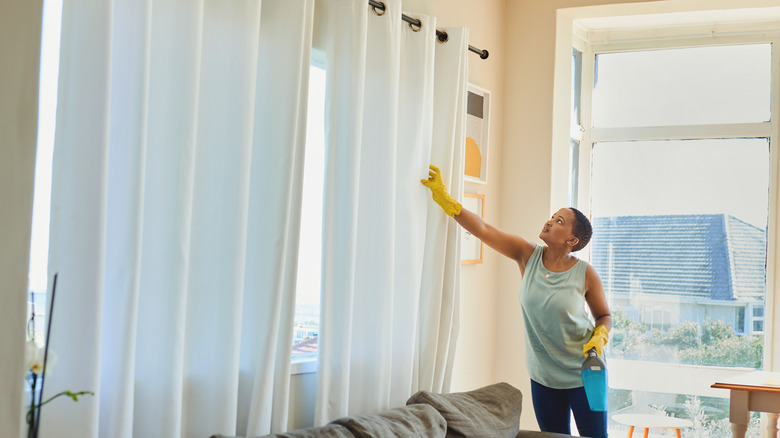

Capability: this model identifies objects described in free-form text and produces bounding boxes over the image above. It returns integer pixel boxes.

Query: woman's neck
[543,246,571,270]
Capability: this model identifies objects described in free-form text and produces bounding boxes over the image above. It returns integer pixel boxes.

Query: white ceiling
[576,6,780,31]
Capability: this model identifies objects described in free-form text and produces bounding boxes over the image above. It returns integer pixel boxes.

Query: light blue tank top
[519,245,594,389]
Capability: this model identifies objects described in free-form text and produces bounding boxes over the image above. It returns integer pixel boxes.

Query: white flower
[25,340,57,376]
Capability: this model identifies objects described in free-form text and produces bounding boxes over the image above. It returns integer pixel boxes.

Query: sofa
[211,382,571,438]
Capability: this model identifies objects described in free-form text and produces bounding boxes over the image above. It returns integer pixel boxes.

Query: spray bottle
[581,347,608,411]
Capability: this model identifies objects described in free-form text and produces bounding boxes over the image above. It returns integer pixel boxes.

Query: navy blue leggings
[530,379,607,438]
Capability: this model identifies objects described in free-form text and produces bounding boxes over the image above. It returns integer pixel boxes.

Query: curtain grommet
[437,31,449,44]
[371,1,386,16]
[408,18,422,33]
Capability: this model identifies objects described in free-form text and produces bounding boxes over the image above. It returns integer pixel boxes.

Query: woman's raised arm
[453,208,535,264]
[421,165,535,265]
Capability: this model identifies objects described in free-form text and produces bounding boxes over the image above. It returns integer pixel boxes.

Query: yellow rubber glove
[421,164,462,217]
[583,325,609,357]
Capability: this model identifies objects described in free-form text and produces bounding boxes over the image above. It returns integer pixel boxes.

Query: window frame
[553,11,780,397]
[751,303,765,334]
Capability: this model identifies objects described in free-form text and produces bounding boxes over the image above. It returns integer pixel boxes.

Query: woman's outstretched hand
[420,164,462,217]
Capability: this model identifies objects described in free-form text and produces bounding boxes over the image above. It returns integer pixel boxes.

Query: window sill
[291,355,318,375]
[609,358,757,397]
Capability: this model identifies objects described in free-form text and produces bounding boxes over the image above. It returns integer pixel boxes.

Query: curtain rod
[367,0,489,60]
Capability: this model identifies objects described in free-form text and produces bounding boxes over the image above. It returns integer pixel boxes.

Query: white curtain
[1,2,44,437]
[42,0,313,437]
[315,0,468,424]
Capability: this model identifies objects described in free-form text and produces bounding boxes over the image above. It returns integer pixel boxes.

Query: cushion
[210,424,353,438]
[516,432,573,438]
[330,403,447,438]
[406,382,523,438]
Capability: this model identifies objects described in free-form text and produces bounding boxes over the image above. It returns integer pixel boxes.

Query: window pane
[569,139,579,208]
[736,307,745,333]
[593,44,771,127]
[571,48,582,127]
[590,139,768,369]
[292,65,326,356]
[28,0,63,343]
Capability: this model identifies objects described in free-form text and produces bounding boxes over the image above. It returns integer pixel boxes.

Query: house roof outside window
[591,214,765,302]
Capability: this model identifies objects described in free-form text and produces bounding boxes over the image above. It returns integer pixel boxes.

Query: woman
[422,165,611,438]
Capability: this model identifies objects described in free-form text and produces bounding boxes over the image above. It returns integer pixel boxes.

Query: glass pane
[736,308,745,334]
[28,0,64,344]
[571,48,582,127]
[292,65,326,356]
[593,44,771,127]
[569,139,579,208]
[590,138,768,369]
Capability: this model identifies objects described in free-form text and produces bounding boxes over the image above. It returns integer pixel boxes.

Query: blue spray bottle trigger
[581,347,608,412]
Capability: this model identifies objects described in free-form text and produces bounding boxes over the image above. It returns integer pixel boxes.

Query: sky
[589,44,772,230]
[591,138,770,229]
[28,0,62,294]
[295,66,326,308]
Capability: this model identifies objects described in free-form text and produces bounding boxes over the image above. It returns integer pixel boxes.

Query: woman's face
[539,208,577,246]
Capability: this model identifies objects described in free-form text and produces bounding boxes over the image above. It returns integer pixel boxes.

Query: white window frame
[552,4,780,399]
[750,303,765,334]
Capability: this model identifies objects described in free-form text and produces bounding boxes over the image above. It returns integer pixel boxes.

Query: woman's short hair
[569,207,592,252]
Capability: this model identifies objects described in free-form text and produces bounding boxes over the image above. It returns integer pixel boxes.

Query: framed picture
[464,83,490,184]
[461,193,485,265]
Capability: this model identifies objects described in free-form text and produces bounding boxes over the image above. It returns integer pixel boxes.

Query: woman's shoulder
[519,245,544,274]
[582,261,603,281]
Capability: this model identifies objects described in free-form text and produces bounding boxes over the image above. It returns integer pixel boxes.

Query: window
[291,64,326,362]
[27,0,63,344]
[570,26,775,437]
[751,304,764,333]
[591,45,771,128]
[589,44,770,368]
[736,307,745,334]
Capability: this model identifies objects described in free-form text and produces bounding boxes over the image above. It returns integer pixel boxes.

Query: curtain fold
[315,0,368,424]
[316,0,468,424]
[238,0,315,435]
[388,9,436,408]
[131,1,204,436]
[348,0,401,414]
[0,1,44,436]
[42,1,313,437]
[419,27,469,393]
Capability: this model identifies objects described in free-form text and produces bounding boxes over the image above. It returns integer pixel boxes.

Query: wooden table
[711,370,780,438]
[612,413,692,438]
